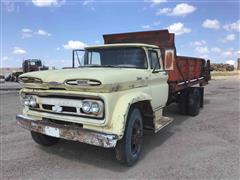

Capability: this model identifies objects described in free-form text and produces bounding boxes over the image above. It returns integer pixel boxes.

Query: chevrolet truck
[17,30,211,166]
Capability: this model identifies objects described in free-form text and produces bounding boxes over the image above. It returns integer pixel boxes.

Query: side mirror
[164,49,175,70]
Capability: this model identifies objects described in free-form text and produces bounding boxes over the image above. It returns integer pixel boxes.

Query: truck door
[148,49,169,109]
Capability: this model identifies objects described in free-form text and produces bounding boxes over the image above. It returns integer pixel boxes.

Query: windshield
[74,47,147,69]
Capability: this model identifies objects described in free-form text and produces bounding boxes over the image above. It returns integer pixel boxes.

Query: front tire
[115,107,143,166]
[31,131,59,146]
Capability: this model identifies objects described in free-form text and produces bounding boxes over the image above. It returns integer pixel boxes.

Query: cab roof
[85,43,159,49]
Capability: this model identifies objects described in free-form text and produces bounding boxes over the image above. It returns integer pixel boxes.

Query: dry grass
[211,70,240,77]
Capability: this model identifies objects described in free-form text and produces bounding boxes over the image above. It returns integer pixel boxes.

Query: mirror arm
[152,58,160,73]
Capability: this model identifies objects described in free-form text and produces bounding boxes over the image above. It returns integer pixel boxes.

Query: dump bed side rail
[167,56,211,94]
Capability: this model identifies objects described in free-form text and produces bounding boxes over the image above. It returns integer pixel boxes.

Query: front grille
[28,95,104,119]
[33,105,80,115]
[62,106,77,113]
[42,104,52,110]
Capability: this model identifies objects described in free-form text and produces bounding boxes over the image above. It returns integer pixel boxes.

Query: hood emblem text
[48,81,62,86]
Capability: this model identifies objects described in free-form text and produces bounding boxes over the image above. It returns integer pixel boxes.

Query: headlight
[91,102,100,114]
[22,95,37,108]
[82,101,91,113]
[29,96,37,107]
[23,97,30,106]
[81,100,102,115]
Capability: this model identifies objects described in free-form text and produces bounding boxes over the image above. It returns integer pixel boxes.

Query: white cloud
[171,3,196,16]
[22,28,32,33]
[237,50,240,57]
[150,0,167,6]
[223,20,240,32]
[2,1,15,12]
[82,0,94,6]
[22,33,32,39]
[191,40,206,46]
[141,25,151,29]
[21,28,33,38]
[156,8,171,15]
[224,34,235,41]
[63,40,86,50]
[226,60,235,65]
[167,22,191,35]
[157,3,196,17]
[211,47,221,53]
[82,0,96,11]
[2,56,9,61]
[220,48,240,62]
[36,29,51,36]
[195,46,209,54]
[151,0,167,4]
[202,19,220,29]
[222,51,233,57]
[32,0,65,7]
[21,28,51,38]
[200,54,209,59]
[56,47,60,51]
[13,47,27,55]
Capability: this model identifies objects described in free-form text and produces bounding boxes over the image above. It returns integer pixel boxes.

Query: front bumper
[16,114,118,148]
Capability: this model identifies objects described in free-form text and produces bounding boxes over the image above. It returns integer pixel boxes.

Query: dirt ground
[1,77,239,180]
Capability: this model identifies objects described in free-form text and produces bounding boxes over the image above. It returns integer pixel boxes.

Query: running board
[154,116,173,133]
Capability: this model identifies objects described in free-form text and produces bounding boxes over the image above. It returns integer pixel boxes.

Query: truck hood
[20,68,149,93]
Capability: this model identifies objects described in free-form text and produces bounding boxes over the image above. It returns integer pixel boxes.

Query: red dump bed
[103,30,211,94]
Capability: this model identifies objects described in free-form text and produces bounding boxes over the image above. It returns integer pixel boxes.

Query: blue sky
[1,0,239,68]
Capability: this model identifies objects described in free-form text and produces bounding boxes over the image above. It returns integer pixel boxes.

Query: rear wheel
[31,131,59,146]
[115,107,143,166]
[178,88,201,116]
[178,89,188,115]
[187,88,201,116]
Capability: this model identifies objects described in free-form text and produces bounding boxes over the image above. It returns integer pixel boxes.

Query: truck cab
[74,43,169,109]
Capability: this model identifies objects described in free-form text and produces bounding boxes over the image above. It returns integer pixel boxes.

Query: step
[154,116,173,133]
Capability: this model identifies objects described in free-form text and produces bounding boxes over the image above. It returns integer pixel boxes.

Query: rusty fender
[110,92,153,138]
[16,115,118,148]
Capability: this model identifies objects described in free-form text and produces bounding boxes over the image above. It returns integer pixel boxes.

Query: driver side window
[149,50,160,69]
[89,52,101,65]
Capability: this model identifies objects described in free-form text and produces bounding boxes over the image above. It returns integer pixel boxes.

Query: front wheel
[31,131,59,146]
[115,107,143,166]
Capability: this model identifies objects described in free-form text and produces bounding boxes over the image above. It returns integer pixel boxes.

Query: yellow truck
[17,30,210,166]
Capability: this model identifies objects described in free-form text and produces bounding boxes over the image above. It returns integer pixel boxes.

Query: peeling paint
[17,115,118,148]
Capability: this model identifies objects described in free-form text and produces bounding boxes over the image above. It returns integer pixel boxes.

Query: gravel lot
[0,82,22,91]
[1,77,239,180]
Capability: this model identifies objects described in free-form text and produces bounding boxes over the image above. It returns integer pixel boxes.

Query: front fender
[110,92,153,138]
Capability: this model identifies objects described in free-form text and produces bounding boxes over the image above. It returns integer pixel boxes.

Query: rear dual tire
[178,88,201,116]
[187,88,201,116]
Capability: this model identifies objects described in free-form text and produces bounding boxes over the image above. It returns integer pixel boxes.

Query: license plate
[44,126,60,138]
